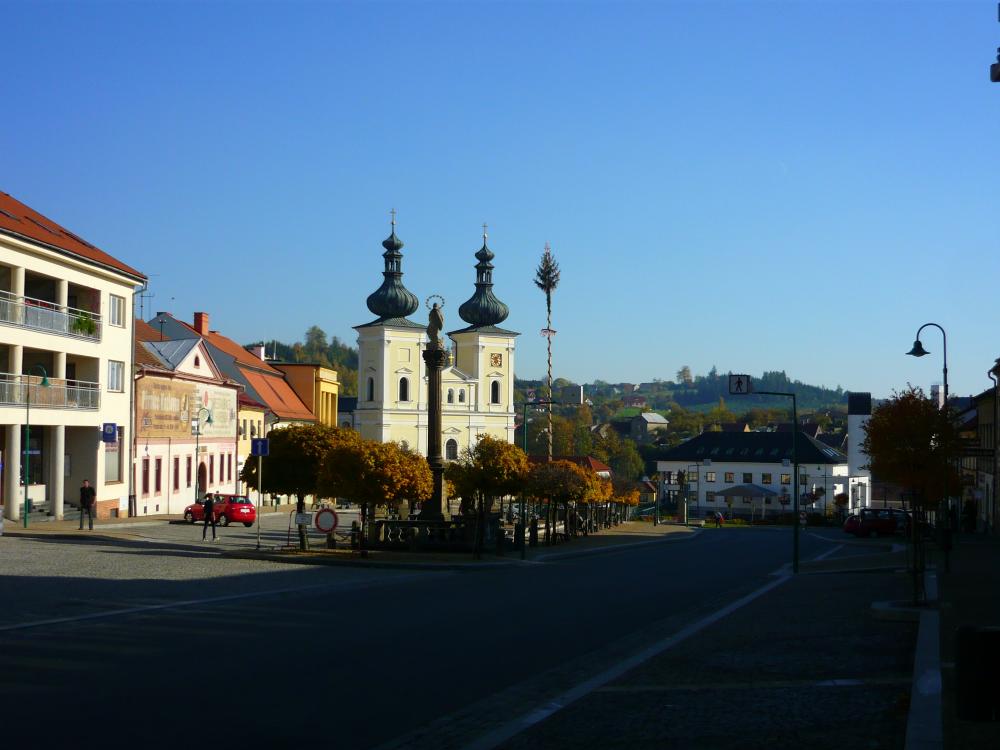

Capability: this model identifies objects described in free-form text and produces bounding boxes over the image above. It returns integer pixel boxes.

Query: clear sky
[3,0,998,399]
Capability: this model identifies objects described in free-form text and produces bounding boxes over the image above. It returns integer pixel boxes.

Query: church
[353,218,518,457]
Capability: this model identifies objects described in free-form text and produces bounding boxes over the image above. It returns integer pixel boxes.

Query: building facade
[354,223,517,456]
[0,192,145,521]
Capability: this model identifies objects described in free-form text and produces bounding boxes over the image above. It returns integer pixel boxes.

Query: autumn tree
[862,386,961,509]
[527,459,591,541]
[240,424,358,549]
[318,438,432,543]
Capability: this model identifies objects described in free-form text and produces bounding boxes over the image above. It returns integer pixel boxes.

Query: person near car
[202,493,217,541]
[78,479,96,531]
[715,512,722,528]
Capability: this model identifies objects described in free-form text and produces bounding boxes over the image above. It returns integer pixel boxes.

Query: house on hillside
[631,412,668,442]
[657,431,847,521]
[623,395,647,409]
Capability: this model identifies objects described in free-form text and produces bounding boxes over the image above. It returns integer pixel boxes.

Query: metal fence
[0,290,102,341]
[0,374,100,409]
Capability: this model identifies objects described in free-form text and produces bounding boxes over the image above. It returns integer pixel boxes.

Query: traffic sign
[729,374,752,394]
[315,508,339,533]
[294,512,313,526]
[251,438,269,457]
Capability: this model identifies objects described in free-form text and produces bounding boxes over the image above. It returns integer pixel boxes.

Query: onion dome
[366,213,419,321]
[458,225,510,328]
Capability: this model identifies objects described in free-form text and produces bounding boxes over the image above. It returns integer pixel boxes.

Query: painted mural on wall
[136,379,236,439]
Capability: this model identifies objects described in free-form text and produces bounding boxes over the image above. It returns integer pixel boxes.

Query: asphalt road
[0,525,901,749]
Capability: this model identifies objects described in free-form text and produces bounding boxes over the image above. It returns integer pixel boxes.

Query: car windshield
[229,497,250,504]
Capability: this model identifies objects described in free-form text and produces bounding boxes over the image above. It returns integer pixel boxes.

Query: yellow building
[271,363,339,427]
[354,222,516,455]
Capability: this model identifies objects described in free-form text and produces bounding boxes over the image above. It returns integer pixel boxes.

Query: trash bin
[956,625,1000,721]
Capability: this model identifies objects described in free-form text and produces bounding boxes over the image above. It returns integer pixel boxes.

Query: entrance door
[197,462,207,500]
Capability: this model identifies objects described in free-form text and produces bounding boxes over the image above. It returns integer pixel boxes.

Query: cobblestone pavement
[491,570,916,750]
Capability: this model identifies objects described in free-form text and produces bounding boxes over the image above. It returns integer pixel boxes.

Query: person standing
[79,479,96,530]
[202,493,217,541]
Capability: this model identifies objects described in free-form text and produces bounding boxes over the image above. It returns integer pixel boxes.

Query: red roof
[527,455,613,474]
[134,318,161,342]
[240,367,315,422]
[0,191,144,280]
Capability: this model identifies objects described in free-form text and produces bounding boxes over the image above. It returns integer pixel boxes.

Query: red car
[183,494,256,527]
[843,508,910,538]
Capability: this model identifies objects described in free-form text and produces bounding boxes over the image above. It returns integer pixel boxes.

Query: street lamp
[193,406,212,504]
[906,322,948,406]
[23,364,50,527]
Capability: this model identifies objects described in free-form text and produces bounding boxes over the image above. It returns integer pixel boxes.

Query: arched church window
[399,377,410,402]
[446,439,458,460]
[447,389,454,404]
[367,377,374,402]
[458,390,465,403]
[491,380,501,404]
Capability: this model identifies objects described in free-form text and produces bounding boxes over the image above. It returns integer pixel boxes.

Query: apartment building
[0,191,144,521]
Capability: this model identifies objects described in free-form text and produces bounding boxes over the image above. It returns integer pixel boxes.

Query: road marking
[0,573,436,633]
[459,574,791,750]
[810,544,843,562]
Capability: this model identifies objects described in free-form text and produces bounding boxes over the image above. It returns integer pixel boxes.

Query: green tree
[534,243,561,460]
[861,386,961,509]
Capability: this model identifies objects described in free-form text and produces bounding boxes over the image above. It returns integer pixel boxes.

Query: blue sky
[3,0,999,399]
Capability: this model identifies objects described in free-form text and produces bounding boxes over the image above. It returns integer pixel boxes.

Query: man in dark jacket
[79,479,96,530]
[202,493,217,541]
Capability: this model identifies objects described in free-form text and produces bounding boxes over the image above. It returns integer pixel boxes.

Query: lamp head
[40,374,49,387]
[906,340,929,357]
[205,413,213,425]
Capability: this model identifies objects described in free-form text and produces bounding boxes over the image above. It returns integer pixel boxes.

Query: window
[780,474,791,485]
[367,377,375,402]
[186,456,192,488]
[446,439,458,460]
[141,457,150,495]
[761,473,773,484]
[105,426,122,483]
[194,356,200,367]
[706,492,716,503]
[242,419,247,439]
[173,457,180,491]
[228,454,233,482]
[743,472,752,484]
[724,472,734,483]
[108,360,125,392]
[155,458,162,493]
[458,390,465,403]
[209,455,214,485]
[109,294,125,327]
[399,377,409,402]
[447,389,454,404]
[490,381,501,404]
[705,472,716,483]
[800,474,809,486]
[663,471,673,484]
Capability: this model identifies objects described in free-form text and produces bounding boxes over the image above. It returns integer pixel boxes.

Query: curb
[220,550,531,571]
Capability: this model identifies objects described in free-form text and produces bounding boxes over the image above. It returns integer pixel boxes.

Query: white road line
[0,573,434,634]
[460,574,791,750]
[810,544,844,562]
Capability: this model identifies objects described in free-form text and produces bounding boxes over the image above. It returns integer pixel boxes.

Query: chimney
[193,312,209,336]
[250,345,265,360]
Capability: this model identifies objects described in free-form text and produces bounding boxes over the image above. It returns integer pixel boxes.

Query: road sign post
[251,438,269,551]
[728,374,801,573]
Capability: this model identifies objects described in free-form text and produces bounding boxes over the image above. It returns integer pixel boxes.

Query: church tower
[448,226,518,445]
[353,215,428,450]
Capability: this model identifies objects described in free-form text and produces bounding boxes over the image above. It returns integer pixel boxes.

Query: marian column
[421,302,447,520]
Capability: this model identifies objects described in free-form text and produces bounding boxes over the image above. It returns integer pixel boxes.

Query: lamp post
[23,364,50,528]
[906,323,948,406]
[193,406,212,504]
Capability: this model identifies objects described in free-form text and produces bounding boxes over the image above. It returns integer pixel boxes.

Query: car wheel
[184,512,194,524]
[244,522,253,528]
[221,515,231,527]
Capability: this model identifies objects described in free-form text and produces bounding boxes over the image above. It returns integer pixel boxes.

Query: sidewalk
[937,532,1000,750]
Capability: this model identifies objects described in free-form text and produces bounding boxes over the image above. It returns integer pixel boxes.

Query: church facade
[353,221,518,457]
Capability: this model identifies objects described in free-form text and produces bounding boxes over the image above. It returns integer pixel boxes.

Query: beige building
[354,224,517,456]
[0,191,145,521]
[271,362,339,428]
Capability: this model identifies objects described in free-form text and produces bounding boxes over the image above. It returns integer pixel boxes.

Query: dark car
[843,507,910,538]
[183,494,256,527]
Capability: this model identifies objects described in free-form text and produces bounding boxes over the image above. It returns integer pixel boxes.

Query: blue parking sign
[102,423,118,443]
[251,438,269,457]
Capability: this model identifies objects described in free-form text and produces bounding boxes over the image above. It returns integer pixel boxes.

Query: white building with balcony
[0,191,145,521]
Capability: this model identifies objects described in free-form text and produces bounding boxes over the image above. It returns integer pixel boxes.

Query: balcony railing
[0,290,102,341]
[0,373,101,410]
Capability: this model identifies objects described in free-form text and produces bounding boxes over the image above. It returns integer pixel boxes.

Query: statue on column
[427,302,444,349]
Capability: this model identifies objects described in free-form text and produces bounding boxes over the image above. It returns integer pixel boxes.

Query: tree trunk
[297,492,308,550]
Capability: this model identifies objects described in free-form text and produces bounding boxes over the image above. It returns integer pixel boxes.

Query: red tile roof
[240,367,315,422]
[528,455,613,474]
[0,191,144,280]
[134,318,161,342]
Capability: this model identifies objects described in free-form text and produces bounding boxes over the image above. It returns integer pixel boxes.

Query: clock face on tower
[490,353,503,368]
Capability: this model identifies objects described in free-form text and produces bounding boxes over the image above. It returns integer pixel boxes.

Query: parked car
[843,508,910,538]
[183,494,256,527]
